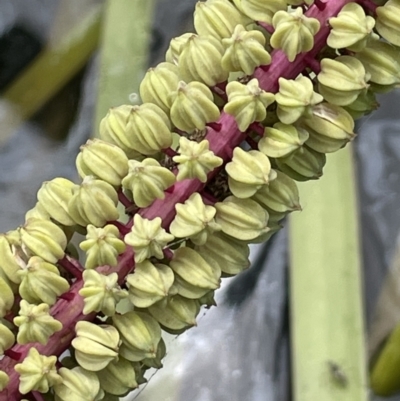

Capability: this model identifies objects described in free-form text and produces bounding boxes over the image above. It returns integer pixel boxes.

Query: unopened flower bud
[126,260,174,308]
[96,357,138,395]
[68,176,119,228]
[15,348,62,394]
[166,32,193,64]
[76,139,129,187]
[142,337,166,369]
[0,323,14,355]
[179,34,228,86]
[14,300,62,345]
[124,214,174,263]
[221,25,271,75]
[0,234,22,284]
[99,105,143,160]
[300,102,355,153]
[328,3,375,50]
[270,8,320,62]
[0,371,9,391]
[20,218,67,263]
[252,170,301,213]
[148,295,200,332]
[79,270,128,316]
[343,89,378,119]
[18,256,70,305]
[170,81,220,132]
[355,36,400,86]
[318,56,370,106]
[226,148,276,198]
[79,224,126,269]
[139,62,179,113]
[72,322,120,371]
[170,247,221,299]
[37,178,78,226]
[275,76,323,124]
[194,0,249,39]
[215,196,270,241]
[376,0,400,47]
[54,366,104,401]
[0,276,14,317]
[259,123,309,158]
[121,158,176,208]
[25,201,51,221]
[195,231,250,276]
[125,103,173,155]
[112,311,161,362]
[170,193,221,244]
[233,0,286,24]
[224,78,275,131]
[275,146,326,181]
[173,137,223,182]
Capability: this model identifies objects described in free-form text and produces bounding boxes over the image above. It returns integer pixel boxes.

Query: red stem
[58,255,83,279]
[118,189,132,209]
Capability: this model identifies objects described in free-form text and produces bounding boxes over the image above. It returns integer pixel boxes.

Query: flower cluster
[0,0,399,400]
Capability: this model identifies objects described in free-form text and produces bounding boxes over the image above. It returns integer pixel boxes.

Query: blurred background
[0,1,400,400]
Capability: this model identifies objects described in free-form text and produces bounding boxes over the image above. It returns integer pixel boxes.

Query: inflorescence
[0,0,399,400]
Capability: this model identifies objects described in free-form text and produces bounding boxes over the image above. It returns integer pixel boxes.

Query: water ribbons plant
[0,0,399,400]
